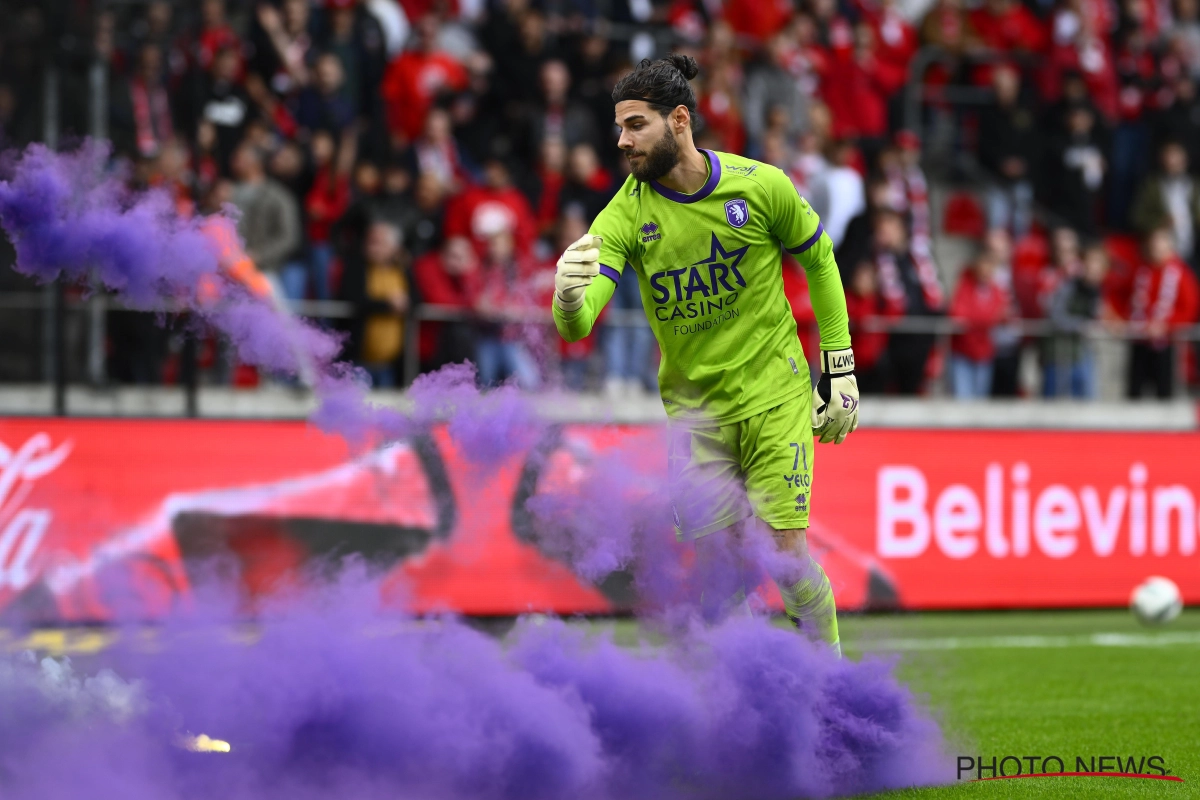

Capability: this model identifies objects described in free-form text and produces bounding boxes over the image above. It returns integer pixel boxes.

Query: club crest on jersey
[641,221,662,242]
[724,198,749,228]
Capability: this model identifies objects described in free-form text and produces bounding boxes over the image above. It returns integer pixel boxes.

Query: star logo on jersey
[724,198,749,228]
[692,232,748,272]
[648,233,748,332]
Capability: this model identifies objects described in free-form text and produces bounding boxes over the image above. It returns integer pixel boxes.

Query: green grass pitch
[597,609,1200,799]
[836,610,1199,799]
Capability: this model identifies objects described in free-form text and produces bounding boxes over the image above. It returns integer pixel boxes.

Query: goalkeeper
[552,54,858,655]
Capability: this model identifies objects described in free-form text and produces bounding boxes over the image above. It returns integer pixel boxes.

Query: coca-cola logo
[0,434,71,591]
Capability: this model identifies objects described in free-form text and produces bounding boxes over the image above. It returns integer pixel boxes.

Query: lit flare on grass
[180,734,231,753]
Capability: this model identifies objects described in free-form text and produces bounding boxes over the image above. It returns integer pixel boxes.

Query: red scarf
[131,78,173,156]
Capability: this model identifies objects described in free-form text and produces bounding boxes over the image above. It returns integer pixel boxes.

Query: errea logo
[641,221,662,242]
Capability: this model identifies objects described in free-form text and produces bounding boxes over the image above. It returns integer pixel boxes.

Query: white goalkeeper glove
[553,234,602,313]
[811,348,859,444]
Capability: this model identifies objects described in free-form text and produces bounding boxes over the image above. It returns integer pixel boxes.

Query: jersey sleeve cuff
[598,264,621,285]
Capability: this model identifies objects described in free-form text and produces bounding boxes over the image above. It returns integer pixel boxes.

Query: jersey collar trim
[649,149,721,204]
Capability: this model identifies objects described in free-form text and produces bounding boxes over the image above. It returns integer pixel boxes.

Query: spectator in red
[381,14,468,143]
[725,0,794,44]
[980,228,1024,396]
[473,230,544,389]
[783,14,830,100]
[1013,226,1080,323]
[703,20,742,73]
[843,260,900,392]
[443,157,537,256]
[413,107,469,192]
[812,0,854,54]
[863,0,918,76]
[920,0,981,55]
[112,44,175,158]
[698,59,746,155]
[824,24,906,144]
[969,0,1048,54]
[950,250,1015,398]
[305,130,354,300]
[412,236,481,370]
[151,139,197,218]
[1044,13,1118,121]
[528,137,567,239]
[1127,226,1200,397]
[559,143,614,224]
[190,0,243,76]
[885,132,932,242]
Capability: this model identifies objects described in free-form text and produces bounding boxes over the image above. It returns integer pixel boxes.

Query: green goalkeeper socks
[778,559,841,657]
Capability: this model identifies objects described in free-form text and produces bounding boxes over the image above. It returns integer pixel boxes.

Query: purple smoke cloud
[0,142,953,797]
[0,573,949,800]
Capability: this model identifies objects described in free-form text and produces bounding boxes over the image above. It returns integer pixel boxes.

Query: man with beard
[550,55,855,655]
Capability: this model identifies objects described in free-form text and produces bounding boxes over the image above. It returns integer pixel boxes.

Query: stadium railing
[2,288,1199,416]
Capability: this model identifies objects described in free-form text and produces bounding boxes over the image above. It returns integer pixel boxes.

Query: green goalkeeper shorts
[667,391,815,539]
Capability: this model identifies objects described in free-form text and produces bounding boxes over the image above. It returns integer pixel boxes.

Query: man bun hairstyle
[612,54,700,117]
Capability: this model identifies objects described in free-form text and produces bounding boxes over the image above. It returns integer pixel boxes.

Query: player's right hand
[554,234,602,313]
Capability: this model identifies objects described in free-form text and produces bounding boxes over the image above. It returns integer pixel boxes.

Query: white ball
[1130,576,1183,625]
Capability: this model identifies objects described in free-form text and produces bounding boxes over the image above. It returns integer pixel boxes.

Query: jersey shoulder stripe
[786,223,825,255]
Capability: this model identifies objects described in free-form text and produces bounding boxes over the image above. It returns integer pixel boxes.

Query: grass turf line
[844,610,1200,799]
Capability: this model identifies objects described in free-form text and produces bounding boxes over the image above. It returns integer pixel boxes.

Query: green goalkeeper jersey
[553,149,850,426]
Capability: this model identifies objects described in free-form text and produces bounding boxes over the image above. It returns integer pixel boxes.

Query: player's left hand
[811,348,859,444]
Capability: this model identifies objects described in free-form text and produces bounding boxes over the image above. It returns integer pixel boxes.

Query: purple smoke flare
[0,573,950,800]
[0,142,953,797]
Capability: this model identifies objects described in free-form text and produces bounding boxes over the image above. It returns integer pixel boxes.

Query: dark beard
[627,127,680,183]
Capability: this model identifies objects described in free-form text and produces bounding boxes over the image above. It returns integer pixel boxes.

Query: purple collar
[649,149,721,204]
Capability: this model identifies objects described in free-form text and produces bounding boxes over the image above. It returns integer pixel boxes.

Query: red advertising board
[0,418,1194,620]
[819,429,1200,608]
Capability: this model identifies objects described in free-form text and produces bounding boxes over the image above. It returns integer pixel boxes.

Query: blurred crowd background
[3,0,1200,401]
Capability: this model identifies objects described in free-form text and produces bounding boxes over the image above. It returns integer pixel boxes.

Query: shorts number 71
[789,442,808,472]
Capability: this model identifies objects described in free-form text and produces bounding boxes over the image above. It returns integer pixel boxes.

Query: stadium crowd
[2,0,1200,399]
